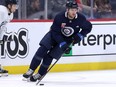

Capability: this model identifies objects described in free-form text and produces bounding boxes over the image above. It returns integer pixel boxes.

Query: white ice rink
[0,70,116,87]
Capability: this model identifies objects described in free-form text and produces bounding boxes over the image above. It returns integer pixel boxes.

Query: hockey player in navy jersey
[23,1,92,82]
[0,0,18,76]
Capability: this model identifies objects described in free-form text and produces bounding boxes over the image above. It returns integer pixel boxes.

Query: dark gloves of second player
[59,42,71,54]
[59,42,68,51]
[59,33,84,54]
[72,33,84,45]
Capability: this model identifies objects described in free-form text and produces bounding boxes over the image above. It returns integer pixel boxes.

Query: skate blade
[0,73,8,77]
[22,78,28,81]
[22,78,31,82]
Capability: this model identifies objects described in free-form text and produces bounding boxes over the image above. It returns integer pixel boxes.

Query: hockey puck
[39,84,44,86]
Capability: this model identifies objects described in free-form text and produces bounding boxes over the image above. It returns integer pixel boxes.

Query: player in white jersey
[0,0,18,76]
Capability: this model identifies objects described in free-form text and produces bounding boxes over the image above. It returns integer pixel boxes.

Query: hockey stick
[36,58,60,85]
[36,42,74,85]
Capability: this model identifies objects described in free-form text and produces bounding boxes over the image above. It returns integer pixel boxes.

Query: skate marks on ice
[42,80,116,86]
[38,71,116,87]
[0,71,116,87]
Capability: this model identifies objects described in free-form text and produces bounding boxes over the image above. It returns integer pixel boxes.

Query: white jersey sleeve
[0,5,13,27]
[0,10,6,27]
[0,5,14,40]
[0,12,3,24]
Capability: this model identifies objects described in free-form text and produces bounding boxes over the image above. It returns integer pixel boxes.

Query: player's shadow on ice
[43,81,116,86]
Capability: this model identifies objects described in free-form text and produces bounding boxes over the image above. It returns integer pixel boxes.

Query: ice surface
[0,70,116,87]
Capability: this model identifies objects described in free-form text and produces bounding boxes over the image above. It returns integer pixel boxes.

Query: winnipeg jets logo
[61,27,74,37]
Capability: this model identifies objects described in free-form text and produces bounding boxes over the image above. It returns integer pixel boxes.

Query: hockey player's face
[67,8,78,19]
[8,4,18,13]
[11,5,18,12]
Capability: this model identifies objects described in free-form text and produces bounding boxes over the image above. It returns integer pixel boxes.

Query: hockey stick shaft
[36,41,74,85]
[36,58,59,85]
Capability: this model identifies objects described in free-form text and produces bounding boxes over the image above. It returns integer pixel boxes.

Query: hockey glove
[73,33,84,45]
[59,42,68,51]
[64,47,72,54]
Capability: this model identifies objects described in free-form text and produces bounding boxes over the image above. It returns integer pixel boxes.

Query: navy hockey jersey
[50,11,92,44]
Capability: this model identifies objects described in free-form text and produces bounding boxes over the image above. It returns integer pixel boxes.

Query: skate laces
[33,73,41,80]
[26,69,34,75]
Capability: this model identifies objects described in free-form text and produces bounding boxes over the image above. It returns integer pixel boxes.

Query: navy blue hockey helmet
[5,0,18,6]
[66,0,78,9]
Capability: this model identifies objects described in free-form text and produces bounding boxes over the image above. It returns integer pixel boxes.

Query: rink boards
[1,20,116,74]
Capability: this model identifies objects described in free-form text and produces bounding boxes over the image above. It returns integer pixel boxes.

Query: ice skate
[28,73,42,82]
[0,68,8,77]
[0,40,3,44]
[22,69,34,81]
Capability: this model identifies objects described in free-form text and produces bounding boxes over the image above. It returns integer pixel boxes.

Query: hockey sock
[30,46,48,70]
[38,54,53,76]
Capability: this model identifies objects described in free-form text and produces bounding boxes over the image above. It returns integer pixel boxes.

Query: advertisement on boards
[1,22,116,66]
